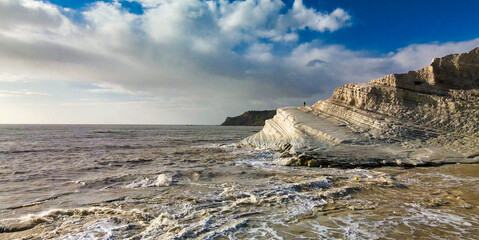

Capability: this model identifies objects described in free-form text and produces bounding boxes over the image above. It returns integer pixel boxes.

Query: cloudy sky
[1,0,478,124]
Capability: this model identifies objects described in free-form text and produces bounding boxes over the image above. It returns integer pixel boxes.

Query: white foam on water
[124,174,173,188]
[124,177,151,188]
[59,219,129,240]
[420,172,479,188]
[234,157,276,168]
[7,167,411,240]
[154,174,173,187]
[306,221,340,239]
[233,150,281,169]
[401,203,476,232]
[121,155,407,239]
[191,143,238,150]
[313,202,479,240]
[192,142,280,169]
[331,215,382,240]
[201,218,249,240]
[133,173,340,239]
[234,222,284,240]
[0,207,150,240]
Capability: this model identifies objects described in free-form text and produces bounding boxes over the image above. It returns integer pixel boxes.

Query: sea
[1,125,479,239]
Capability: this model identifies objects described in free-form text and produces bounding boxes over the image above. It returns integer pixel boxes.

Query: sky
[0,0,478,124]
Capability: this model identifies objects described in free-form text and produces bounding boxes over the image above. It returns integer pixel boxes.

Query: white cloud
[289,1,351,32]
[87,83,145,95]
[128,0,162,8]
[0,0,477,124]
[287,38,479,87]
[218,0,284,32]
[0,0,75,38]
[0,72,28,82]
[216,0,350,42]
[0,90,51,97]
[245,43,273,62]
[392,40,479,70]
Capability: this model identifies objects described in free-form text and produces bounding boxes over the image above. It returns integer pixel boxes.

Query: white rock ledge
[241,47,479,168]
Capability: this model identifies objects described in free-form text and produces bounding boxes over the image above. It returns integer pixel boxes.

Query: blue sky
[0,0,478,124]
[309,0,479,52]
[46,0,479,53]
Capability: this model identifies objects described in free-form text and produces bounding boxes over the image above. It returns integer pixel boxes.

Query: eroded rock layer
[242,47,479,167]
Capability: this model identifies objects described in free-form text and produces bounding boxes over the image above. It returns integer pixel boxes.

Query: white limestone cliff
[242,47,479,167]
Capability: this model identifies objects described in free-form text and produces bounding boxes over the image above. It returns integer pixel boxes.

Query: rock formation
[221,110,276,126]
[242,47,479,167]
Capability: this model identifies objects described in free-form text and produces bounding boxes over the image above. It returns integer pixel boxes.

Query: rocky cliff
[242,47,479,168]
[221,110,276,126]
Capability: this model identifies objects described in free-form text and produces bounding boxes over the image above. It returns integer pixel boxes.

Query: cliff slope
[242,47,479,167]
[221,110,276,126]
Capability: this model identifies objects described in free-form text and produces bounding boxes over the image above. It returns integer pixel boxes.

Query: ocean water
[1,125,479,239]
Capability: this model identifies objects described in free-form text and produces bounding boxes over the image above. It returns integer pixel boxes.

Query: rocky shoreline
[241,47,479,168]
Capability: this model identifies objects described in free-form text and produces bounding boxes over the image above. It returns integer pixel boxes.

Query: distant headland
[221,110,276,126]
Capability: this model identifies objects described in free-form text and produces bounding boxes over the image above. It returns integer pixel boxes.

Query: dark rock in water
[221,110,276,126]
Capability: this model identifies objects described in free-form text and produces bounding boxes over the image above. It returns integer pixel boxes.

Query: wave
[0,207,151,234]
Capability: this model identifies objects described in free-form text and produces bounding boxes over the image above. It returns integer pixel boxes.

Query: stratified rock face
[221,110,276,126]
[242,47,479,167]
[372,47,479,92]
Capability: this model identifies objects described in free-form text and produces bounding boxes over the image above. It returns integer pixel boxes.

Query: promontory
[221,110,276,126]
[241,47,479,168]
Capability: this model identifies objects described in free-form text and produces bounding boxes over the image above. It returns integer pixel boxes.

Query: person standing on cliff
[303,102,306,107]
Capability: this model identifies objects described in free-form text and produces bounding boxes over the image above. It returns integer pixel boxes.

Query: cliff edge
[242,47,479,168]
[221,110,276,126]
